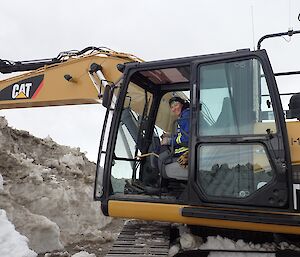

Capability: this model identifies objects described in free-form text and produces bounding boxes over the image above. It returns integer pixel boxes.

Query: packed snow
[168,225,300,257]
[0,116,114,256]
[71,252,96,257]
[0,213,97,257]
[0,209,36,257]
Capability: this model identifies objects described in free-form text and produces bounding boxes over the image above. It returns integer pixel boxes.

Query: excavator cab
[95,48,300,235]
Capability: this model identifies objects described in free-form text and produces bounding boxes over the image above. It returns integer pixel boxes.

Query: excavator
[1,30,300,256]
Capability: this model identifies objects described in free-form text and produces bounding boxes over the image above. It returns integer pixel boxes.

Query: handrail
[257,29,300,50]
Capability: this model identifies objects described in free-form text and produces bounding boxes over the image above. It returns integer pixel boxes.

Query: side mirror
[287,93,300,120]
[102,85,112,108]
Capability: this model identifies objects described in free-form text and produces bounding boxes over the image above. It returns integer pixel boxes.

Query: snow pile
[200,236,275,257]
[71,251,96,257]
[169,225,300,257]
[0,209,37,257]
[0,116,111,254]
[43,251,96,257]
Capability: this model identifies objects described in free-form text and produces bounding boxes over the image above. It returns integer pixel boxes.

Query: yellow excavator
[1,30,300,256]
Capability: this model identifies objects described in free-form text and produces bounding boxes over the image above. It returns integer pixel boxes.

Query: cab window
[199,59,277,136]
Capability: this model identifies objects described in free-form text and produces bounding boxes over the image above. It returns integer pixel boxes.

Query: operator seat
[158,149,188,181]
[163,161,188,180]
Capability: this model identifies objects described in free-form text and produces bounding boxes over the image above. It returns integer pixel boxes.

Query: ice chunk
[71,251,96,257]
[0,173,3,190]
[0,209,37,257]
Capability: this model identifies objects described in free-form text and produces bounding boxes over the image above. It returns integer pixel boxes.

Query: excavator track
[106,220,170,257]
[174,249,300,257]
[106,220,300,257]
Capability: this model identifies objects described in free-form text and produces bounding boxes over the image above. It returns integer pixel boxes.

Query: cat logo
[12,83,32,99]
[0,75,44,101]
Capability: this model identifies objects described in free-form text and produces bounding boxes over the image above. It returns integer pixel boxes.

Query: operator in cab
[162,96,190,156]
[159,96,190,180]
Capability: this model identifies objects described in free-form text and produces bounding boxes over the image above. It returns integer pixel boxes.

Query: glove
[177,151,188,169]
[161,133,171,145]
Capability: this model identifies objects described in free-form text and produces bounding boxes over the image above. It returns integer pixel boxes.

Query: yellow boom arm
[0,49,142,110]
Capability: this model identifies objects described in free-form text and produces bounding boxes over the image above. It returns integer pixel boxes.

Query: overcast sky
[0,0,300,161]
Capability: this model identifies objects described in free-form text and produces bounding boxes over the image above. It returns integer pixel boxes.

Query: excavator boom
[0,47,142,109]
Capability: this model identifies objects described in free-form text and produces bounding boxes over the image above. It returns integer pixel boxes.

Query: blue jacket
[172,108,190,156]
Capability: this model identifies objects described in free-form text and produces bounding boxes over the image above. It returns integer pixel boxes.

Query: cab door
[188,50,292,210]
